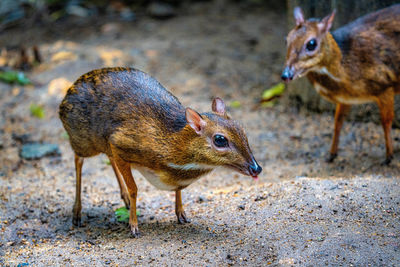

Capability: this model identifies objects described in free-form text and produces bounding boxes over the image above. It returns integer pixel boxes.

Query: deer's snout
[281,66,295,82]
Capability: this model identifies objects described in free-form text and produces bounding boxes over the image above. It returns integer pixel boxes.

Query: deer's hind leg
[376,88,395,165]
[72,154,84,226]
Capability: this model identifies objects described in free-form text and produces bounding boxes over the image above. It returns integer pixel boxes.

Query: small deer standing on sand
[282,5,400,164]
[59,67,262,237]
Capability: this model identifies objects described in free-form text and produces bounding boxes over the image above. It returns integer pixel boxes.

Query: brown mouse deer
[59,67,262,237]
[282,5,400,164]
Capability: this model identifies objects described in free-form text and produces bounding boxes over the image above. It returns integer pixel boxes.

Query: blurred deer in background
[282,5,400,164]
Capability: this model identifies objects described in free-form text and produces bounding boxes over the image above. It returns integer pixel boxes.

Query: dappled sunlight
[50,51,78,64]
[96,47,126,66]
[52,40,80,51]
[0,0,400,266]
[47,77,72,96]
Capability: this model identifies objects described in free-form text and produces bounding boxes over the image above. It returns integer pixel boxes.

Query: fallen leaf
[230,100,241,108]
[261,82,285,102]
[0,71,30,85]
[115,207,140,223]
[261,101,277,108]
[61,132,69,140]
[29,104,45,119]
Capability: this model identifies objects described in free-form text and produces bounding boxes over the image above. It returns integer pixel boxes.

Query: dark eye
[213,134,229,148]
[306,38,317,51]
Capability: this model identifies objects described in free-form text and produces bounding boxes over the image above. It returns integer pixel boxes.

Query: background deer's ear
[294,7,305,26]
[211,97,226,116]
[318,10,335,34]
[186,108,206,135]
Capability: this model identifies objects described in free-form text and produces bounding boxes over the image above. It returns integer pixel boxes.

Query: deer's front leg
[175,189,190,224]
[327,103,351,162]
[111,146,140,237]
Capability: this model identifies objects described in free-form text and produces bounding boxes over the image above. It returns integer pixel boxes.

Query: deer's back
[333,4,400,93]
[59,67,186,156]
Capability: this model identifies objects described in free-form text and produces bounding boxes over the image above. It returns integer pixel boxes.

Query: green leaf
[29,104,45,119]
[103,159,111,165]
[61,132,69,140]
[50,10,66,21]
[16,72,30,85]
[230,100,241,108]
[262,82,285,101]
[0,71,17,83]
[0,71,30,85]
[115,207,140,223]
[261,101,277,108]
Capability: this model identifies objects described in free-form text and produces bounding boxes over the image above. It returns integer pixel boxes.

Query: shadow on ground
[0,1,399,266]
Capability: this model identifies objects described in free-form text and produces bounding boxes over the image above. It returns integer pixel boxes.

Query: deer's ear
[318,10,335,34]
[294,7,305,26]
[211,97,226,116]
[186,108,206,135]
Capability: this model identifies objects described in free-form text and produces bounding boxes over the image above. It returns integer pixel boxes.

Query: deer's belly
[135,167,203,191]
[314,84,374,105]
[136,167,176,191]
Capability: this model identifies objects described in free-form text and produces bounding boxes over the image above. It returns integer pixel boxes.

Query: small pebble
[20,143,61,160]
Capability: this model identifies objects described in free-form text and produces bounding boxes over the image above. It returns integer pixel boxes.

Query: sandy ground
[1,2,400,266]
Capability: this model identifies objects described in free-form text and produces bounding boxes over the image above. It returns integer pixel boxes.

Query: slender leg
[111,151,139,237]
[175,189,190,224]
[72,154,84,226]
[327,103,351,163]
[376,88,395,165]
[108,156,130,208]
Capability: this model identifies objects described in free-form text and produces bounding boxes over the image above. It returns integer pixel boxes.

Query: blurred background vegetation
[0,0,284,31]
[1,0,399,126]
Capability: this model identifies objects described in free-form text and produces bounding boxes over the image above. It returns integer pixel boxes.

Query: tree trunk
[285,0,400,127]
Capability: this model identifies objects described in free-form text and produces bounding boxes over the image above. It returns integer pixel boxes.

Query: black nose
[249,160,262,177]
[281,66,294,82]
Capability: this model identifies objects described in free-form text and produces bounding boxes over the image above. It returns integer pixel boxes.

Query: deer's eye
[213,134,228,148]
[306,38,317,51]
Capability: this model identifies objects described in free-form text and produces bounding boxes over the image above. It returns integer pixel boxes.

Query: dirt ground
[1,2,400,266]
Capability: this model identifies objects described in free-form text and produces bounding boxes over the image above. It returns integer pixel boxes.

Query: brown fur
[284,5,400,163]
[59,67,261,236]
